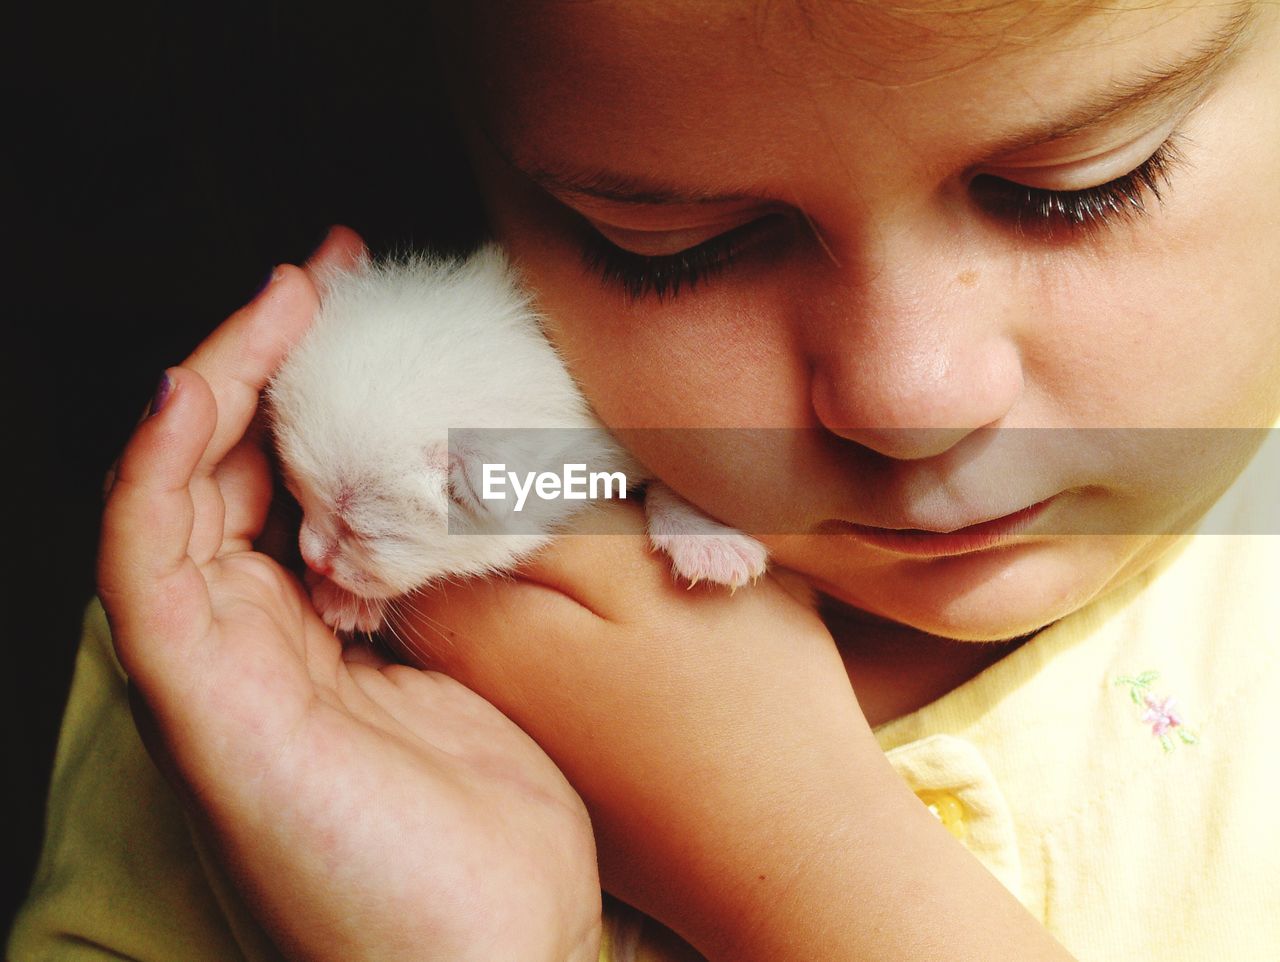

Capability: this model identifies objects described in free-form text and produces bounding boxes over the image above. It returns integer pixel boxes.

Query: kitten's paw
[643,481,769,589]
[310,576,388,634]
[651,529,769,589]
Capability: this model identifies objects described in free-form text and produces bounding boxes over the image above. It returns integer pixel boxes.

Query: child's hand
[389,504,870,959]
[396,505,1075,962]
[96,228,602,962]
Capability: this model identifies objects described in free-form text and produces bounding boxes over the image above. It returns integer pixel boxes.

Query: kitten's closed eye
[436,442,482,516]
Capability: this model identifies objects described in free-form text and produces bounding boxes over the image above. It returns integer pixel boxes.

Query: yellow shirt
[10,435,1279,961]
[873,443,1280,961]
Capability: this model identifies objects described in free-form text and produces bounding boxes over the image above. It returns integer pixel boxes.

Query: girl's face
[448,0,1280,641]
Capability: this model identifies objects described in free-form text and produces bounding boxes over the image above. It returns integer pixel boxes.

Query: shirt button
[916,790,968,842]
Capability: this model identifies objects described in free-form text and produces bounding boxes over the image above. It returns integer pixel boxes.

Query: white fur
[267,243,767,632]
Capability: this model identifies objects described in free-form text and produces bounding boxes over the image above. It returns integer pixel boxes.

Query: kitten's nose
[299,524,336,577]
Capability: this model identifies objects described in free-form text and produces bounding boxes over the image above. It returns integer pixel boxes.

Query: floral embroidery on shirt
[1114,671,1199,753]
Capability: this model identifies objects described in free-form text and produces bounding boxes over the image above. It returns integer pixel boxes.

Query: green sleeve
[6,600,277,962]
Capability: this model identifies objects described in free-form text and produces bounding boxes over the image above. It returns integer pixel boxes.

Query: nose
[299,522,337,577]
[810,332,1025,460]
[804,232,1025,461]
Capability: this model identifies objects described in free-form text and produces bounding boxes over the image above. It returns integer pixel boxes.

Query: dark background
[5,2,486,935]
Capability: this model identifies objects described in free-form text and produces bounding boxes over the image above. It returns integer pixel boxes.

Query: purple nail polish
[147,372,172,418]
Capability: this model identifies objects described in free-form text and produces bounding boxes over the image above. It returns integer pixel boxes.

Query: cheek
[1029,56,1280,430]
[1030,188,1280,431]
[494,222,841,528]
[1008,17,1280,432]
[531,267,806,429]
[499,220,805,411]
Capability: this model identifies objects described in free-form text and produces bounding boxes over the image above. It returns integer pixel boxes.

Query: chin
[807,537,1136,643]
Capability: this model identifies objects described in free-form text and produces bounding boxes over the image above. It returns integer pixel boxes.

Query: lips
[828,496,1057,557]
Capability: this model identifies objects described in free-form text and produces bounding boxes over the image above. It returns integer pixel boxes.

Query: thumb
[97,366,218,690]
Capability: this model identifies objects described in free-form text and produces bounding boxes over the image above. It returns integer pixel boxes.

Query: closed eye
[971,134,1188,234]
[578,214,786,302]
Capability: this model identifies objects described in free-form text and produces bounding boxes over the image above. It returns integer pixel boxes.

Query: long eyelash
[976,134,1189,235]
[579,224,746,302]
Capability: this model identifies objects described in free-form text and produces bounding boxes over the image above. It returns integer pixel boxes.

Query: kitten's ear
[424,439,514,523]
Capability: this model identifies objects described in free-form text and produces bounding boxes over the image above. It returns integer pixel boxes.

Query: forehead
[444,0,1250,188]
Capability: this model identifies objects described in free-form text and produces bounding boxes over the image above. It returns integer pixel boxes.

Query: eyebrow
[497,0,1259,206]
[982,0,1259,158]
[488,129,758,206]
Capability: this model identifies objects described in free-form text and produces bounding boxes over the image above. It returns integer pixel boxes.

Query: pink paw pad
[650,530,769,589]
[643,481,769,589]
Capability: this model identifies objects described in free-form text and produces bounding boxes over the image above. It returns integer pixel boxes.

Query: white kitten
[266,243,768,633]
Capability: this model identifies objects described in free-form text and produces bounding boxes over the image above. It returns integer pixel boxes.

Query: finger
[214,435,276,551]
[389,500,676,678]
[303,224,367,286]
[214,226,366,548]
[98,367,219,685]
[342,639,392,668]
[178,264,321,479]
[253,464,305,572]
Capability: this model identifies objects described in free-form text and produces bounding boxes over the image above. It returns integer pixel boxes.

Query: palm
[198,550,599,962]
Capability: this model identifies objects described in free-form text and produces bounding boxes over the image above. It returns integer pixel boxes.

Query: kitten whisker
[383,593,457,667]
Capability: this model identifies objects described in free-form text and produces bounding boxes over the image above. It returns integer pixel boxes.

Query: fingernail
[249,266,280,302]
[308,225,337,260]
[146,371,173,418]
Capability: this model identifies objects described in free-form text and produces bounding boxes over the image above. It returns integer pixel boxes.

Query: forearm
[667,737,1076,962]
[573,678,1074,962]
